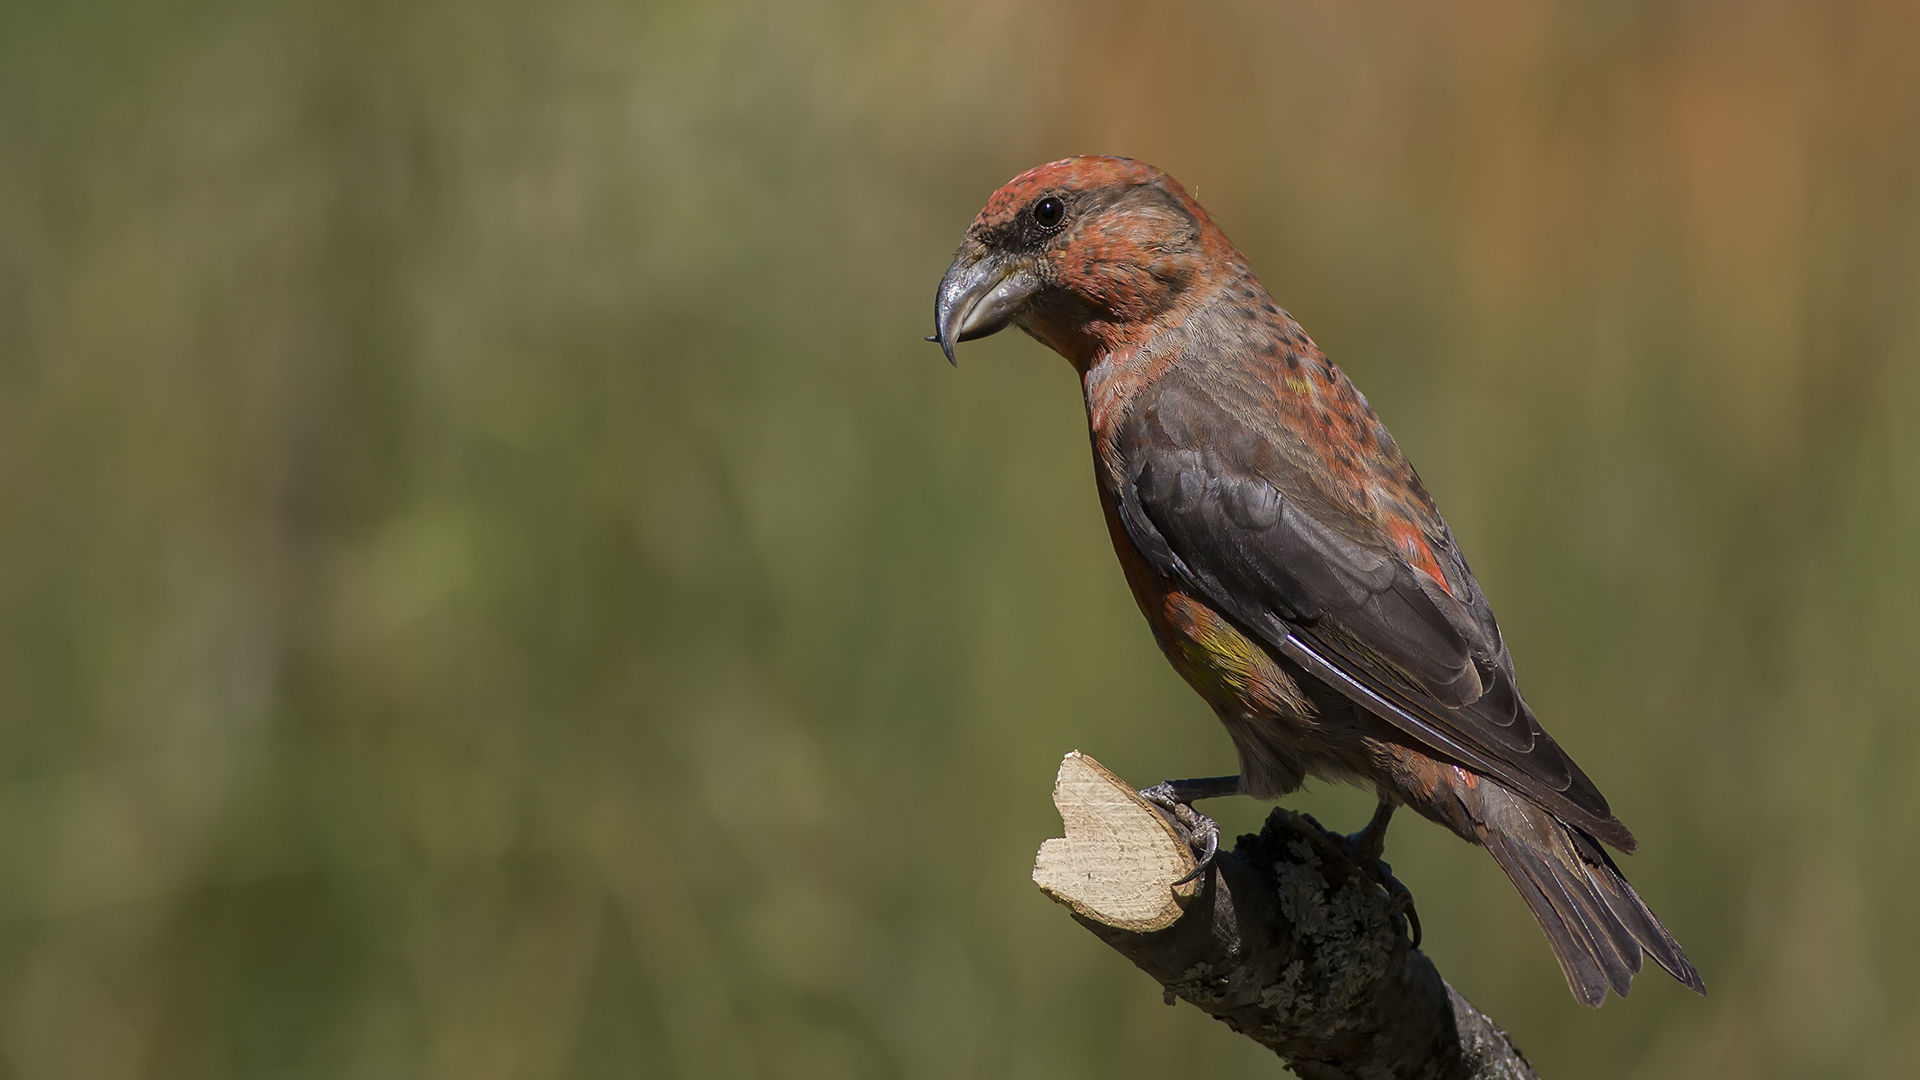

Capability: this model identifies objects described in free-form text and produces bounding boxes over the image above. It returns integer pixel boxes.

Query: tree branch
[1033,752,1538,1080]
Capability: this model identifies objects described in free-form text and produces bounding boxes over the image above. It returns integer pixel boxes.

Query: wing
[1112,364,1635,851]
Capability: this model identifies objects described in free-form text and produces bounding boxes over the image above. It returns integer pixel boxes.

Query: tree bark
[1033,752,1538,1080]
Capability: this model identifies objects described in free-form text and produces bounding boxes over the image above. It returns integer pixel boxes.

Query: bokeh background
[3,0,1918,1076]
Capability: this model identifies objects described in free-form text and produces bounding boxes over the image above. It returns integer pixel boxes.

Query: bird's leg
[1142,775,1242,804]
[1348,797,1396,862]
[1136,775,1240,885]
[1342,798,1422,948]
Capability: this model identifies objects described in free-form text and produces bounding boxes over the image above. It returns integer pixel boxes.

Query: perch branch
[1033,751,1538,1080]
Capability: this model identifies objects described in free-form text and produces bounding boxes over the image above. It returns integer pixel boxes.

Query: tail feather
[1477,787,1704,1005]
[1484,825,1635,1004]
[1569,828,1707,995]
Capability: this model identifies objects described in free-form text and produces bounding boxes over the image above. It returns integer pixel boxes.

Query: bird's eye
[1031,196,1066,229]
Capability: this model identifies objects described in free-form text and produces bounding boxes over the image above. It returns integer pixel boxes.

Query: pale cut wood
[1034,751,1538,1080]
[1032,751,1201,931]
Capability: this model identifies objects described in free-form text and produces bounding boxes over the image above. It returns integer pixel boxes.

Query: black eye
[1031,195,1066,228]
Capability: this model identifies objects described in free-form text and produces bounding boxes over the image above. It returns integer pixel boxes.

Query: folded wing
[1112,369,1634,851]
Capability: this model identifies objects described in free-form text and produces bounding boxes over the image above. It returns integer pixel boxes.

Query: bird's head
[930,156,1238,370]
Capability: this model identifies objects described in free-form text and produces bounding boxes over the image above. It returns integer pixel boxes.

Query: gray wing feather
[1114,376,1632,849]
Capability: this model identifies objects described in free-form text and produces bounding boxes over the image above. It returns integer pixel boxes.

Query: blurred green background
[2,0,1917,1076]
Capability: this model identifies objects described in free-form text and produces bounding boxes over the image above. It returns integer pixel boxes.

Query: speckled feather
[945,156,1703,1004]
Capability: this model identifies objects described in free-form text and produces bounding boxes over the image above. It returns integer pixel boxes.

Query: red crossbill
[932,156,1703,1006]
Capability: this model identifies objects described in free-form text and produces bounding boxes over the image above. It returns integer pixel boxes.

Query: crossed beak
[929,247,1043,365]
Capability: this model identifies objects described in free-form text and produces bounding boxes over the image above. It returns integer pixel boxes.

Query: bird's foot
[1137,776,1240,887]
[1340,801,1422,948]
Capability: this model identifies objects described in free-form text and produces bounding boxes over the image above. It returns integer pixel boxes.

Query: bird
[929,155,1703,1006]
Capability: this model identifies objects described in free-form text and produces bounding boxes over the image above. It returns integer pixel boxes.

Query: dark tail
[1478,787,1706,1006]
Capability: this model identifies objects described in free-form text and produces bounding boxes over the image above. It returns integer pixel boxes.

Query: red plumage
[933,156,1703,1006]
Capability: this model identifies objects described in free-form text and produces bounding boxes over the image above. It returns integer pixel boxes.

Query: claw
[1168,804,1219,886]
[1342,801,1422,947]
[1137,780,1232,885]
[1387,869,1423,948]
